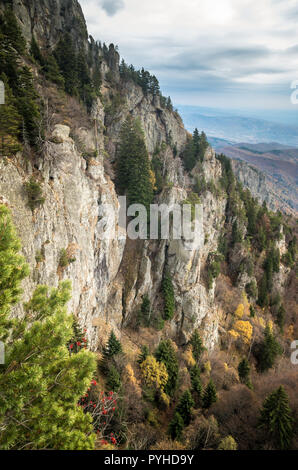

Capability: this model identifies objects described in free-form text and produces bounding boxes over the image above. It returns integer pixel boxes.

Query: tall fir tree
[54,33,78,96]
[258,325,282,373]
[155,339,179,396]
[190,364,203,400]
[161,271,175,320]
[202,380,217,409]
[190,329,204,362]
[259,386,293,450]
[176,390,194,425]
[116,116,154,211]
[238,358,252,388]
[168,412,184,440]
[103,330,122,358]
[276,304,285,333]
[0,74,22,156]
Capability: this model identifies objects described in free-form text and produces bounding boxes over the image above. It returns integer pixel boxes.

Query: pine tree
[257,273,269,307]
[0,74,22,156]
[190,329,204,362]
[15,66,41,147]
[276,304,285,333]
[232,220,242,245]
[238,358,251,387]
[116,116,154,211]
[106,365,121,392]
[42,56,65,87]
[0,279,97,450]
[155,339,179,396]
[139,294,151,326]
[0,205,29,340]
[176,390,195,425]
[30,35,44,66]
[162,271,175,320]
[137,345,149,364]
[0,9,26,55]
[202,380,217,409]
[168,412,184,440]
[259,386,293,450]
[258,325,282,373]
[249,305,256,317]
[54,33,78,96]
[103,330,122,358]
[190,364,202,401]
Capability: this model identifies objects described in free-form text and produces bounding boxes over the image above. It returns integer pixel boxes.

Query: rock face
[0,0,228,350]
[232,159,296,215]
[0,0,88,48]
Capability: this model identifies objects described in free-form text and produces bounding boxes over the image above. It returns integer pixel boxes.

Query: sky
[79,0,298,121]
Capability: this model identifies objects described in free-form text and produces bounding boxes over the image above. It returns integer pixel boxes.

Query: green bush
[25,178,45,211]
[59,249,76,268]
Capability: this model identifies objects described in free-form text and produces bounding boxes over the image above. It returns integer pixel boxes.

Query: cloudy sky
[80,0,298,118]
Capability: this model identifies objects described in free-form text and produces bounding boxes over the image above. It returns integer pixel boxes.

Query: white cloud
[79,0,297,111]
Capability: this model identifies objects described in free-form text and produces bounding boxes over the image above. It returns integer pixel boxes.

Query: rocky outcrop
[0,0,88,48]
[232,159,296,215]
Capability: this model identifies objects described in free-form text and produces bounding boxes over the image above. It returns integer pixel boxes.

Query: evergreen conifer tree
[259,386,293,450]
[155,339,179,396]
[190,364,202,401]
[106,364,121,392]
[202,380,217,409]
[116,116,154,211]
[259,325,282,372]
[276,304,285,333]
[190,329,204,362]
[162,271,175,320]
[238,358,252,387]
[54,33,78,96]
[0,74,22,156]
[103,330,122,358]
[0,220,97,451]
[168,412,184,440]
[137,345,149,364]
[176,390,195,425]
[0,205,29,340]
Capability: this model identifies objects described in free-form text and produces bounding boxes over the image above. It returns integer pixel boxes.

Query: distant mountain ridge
[179,105,298,147]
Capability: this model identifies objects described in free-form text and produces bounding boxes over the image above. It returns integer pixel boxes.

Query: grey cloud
[100,0,125,16]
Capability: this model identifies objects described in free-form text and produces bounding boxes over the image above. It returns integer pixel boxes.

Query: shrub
[25,178,45,211]
[218,436,238,450]
[140,355,168,391]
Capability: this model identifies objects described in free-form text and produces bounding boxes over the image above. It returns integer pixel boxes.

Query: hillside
[213,141,298,215]
[0,0,297,451]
